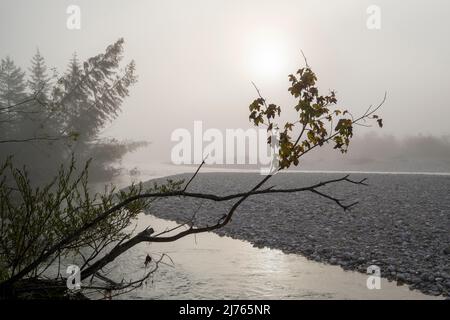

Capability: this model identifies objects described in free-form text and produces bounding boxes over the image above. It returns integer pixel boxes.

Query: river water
[106,214,434,300]
[90,163,441,300]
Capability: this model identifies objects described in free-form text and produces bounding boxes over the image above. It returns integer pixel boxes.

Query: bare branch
[183,156,208,191]
[0,136,63,144]
[300,50,310,68]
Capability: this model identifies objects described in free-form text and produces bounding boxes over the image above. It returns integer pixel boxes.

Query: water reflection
[107,214,438,300]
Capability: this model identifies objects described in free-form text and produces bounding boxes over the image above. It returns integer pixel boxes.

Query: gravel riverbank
[143,172,450,297]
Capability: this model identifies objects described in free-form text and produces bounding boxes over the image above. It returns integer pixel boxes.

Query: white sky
[1,0,449,161]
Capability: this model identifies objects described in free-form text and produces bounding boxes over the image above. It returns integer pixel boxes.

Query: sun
[250,45,285,78]
[244,30,288,80]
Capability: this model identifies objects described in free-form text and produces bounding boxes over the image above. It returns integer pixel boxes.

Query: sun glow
[244,30,289,80]
[250,46,285,77]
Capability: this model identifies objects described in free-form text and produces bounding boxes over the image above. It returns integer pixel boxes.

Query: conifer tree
[53,39,137,140]
[0,56,27,107]
[0,57,27,142]
[0,39,140,182]
[28,49,51,101]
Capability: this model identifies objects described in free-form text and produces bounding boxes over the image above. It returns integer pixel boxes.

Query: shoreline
[143,172,450,298]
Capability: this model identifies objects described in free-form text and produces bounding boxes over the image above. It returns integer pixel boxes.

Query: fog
[1,0,449,170]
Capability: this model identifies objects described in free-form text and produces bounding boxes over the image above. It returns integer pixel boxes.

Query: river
[89,163,442,299]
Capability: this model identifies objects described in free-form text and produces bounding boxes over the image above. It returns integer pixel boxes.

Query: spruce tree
[54,39,137,140]
[0,57,27,144]
[28,49,51,101]
[0,56,27,107]
[65,52,82,91]
[49,40,138,180]
[58,52,85,135]
[22,50,55,140]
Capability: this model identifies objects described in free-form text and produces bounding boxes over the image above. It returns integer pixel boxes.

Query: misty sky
[1,0,449,162]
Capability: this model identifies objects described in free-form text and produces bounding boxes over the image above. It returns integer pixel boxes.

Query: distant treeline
[297,133,450,172]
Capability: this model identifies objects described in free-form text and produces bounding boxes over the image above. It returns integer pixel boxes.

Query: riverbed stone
[145,172,450,298]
